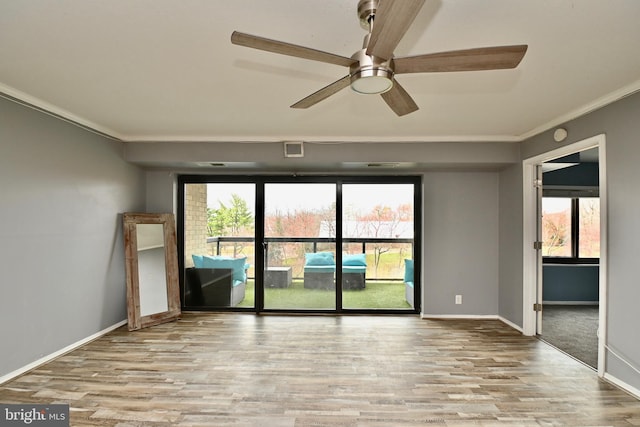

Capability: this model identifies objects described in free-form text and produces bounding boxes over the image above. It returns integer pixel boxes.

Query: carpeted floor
[541,304,599,368]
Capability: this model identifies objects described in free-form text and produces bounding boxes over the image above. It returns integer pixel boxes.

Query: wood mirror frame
[123,213,181,331]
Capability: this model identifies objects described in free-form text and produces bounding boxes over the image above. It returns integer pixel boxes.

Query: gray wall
[145,171,176,213]
[0,97,145,378]
[422,172,500,316]
[522,91,640,392]
[543,265,599,302]
[498,162,524,327]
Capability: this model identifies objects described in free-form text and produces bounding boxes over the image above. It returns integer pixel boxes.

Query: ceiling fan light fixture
[349,48,394,94]
[350,68,393,94]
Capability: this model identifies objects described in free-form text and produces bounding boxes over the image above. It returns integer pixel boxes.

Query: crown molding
[0,84,124,141]
[519,78,640,141]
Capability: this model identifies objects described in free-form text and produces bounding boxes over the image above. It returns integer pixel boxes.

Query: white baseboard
[0,319,127,385]
[498,316,524,333]
[603,373,640,400]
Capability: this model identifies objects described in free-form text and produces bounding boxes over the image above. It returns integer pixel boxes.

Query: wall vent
[284,141,304,158]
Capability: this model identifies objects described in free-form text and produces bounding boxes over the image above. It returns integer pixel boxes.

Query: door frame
[522,133,607,376]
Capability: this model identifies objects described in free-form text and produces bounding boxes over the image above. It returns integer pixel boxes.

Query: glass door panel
[264,183,336,310]
[182,183,255,309]
[341,184,415,309]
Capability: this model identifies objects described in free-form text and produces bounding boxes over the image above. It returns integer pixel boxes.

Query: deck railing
[204,236,413,281]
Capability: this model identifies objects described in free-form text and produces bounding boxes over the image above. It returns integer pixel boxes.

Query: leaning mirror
[123,213,181,331]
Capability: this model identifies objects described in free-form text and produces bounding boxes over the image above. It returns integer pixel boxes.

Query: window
[541,198,572,257]
[542,197,600,262]
[177,175,422,313]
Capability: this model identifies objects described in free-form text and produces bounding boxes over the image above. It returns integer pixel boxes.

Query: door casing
[522,134,607,376]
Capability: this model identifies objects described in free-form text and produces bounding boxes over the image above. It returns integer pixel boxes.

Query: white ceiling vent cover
[284,141,304,158]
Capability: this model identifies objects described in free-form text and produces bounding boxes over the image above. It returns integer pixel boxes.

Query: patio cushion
[192,254,204,268]
[304,252,335,266]
[342,254,366,274]
[404,259,414,283]
[342,253,366,267]
[202,256,248,283]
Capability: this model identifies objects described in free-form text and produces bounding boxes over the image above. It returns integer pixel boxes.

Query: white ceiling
[1,0,639,143]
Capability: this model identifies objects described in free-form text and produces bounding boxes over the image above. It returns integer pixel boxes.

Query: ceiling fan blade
[366,0,426,61]
[291,75,352,109]
[231,31,355,67]
[381,79,419,116]
[394,45,528,74]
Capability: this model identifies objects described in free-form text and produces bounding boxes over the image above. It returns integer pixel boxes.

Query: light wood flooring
[1,313,640,426]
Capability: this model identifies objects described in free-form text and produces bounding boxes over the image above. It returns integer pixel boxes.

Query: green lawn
[237,279,411,309]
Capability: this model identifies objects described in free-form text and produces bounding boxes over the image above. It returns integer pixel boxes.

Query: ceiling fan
[231,0,527,116]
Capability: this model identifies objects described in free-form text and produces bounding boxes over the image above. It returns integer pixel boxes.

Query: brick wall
[184,184,209,266]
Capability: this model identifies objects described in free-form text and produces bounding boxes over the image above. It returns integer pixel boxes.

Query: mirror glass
[136,224,169,316]
[123,213,181,331]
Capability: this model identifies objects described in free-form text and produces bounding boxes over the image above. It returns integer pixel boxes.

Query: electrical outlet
[455,295,462,305]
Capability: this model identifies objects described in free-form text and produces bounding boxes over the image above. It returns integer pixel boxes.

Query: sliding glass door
[263,183,336,310]
[178,176,420,313]
[341,183,416,309]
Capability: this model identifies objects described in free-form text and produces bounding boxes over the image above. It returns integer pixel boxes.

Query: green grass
[237,279,411,310]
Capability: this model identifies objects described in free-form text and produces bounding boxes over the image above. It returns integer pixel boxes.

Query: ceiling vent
[284,141,304,158]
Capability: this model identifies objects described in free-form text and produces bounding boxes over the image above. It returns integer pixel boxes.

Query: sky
[205,183,414,215]
[542,198,571,215]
